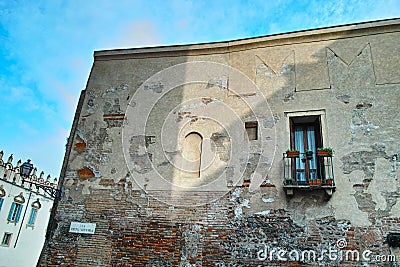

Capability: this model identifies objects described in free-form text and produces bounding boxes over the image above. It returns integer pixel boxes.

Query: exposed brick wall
[39,186,400,266]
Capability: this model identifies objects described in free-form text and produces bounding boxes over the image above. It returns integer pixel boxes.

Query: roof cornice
[94,18,400,60]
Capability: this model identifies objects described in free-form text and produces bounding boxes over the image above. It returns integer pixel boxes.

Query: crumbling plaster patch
[206,75,228,90]
[144,81,164,93]
[77,167,96,180]
[86,90,98,115]
[180,224,204,265]
[210,133,230,162]
[338,141,399,223]
[102,83,128,97]
[64,183,87,203]
[287,193,334,225]
[229,188,251,220]
[349,101,379,144]
[73,134,87,153]
[367,158,398,211]
[129,135,154,174]
[341,143,388,178]
[332,170,370,227]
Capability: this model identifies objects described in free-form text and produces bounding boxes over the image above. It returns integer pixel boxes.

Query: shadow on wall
[124,25,400,213]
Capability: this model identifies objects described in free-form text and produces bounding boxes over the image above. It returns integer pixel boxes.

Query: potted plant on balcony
[286,149,299,158]
[305,150,313,160]
[283,177,294,185]
[317,147,334,157]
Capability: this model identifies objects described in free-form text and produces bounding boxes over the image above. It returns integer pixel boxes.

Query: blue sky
[0,0,399,178]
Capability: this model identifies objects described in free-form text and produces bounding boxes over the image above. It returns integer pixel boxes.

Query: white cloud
[110,20,164,49]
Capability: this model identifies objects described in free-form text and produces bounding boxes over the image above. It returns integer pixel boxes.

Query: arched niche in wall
[182,132,203,178]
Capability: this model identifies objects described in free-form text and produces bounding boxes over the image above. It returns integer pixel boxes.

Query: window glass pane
[28,208,37,226]
[294,126,306,182]
[1,233,12,246]
[0,198,4,212]
[15,204,23,222]
[245,122,258,140]
[7,202,16,221]
[307,126,317,180]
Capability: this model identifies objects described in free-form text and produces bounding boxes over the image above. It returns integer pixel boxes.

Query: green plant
[317,147,334,156]
[286,149,299,153]
[305,150,313,160]
[284,177,293,185]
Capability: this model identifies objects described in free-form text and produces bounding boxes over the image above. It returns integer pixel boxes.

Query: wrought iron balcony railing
[283,151,335,196]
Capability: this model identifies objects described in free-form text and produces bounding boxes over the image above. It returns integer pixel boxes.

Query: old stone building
[39,19,400,266]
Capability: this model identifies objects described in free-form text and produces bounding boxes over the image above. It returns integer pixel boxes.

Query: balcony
[283,151,335,197]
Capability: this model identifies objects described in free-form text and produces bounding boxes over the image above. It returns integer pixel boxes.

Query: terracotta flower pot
[317,150,330,157]
[286,151,299,158]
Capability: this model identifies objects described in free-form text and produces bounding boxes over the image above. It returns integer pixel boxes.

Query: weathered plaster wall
[40,20,400,266]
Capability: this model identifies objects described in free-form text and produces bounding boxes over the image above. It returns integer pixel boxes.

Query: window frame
[285,110,328,184]
[285,110,328,149]
[290,116,323,183]
[1,232,12,247]
[245,121,258,141]
[7,202,23,223]
[182,132,203,178]
[27,207,38,227]
[289,116,323,151]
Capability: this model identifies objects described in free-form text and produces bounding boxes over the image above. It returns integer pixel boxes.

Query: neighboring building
[0,152,58,267]
[39,19,400,266]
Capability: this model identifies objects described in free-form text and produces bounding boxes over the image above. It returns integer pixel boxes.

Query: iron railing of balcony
[283,151,334,187]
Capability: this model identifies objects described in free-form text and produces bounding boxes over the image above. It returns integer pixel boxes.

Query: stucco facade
[0,152,56,267]
[40,19,400,266]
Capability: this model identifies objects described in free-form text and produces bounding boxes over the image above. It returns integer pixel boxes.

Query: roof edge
[94,18,400,59]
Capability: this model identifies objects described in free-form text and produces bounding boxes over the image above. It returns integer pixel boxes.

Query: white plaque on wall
[69,222,96,234]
